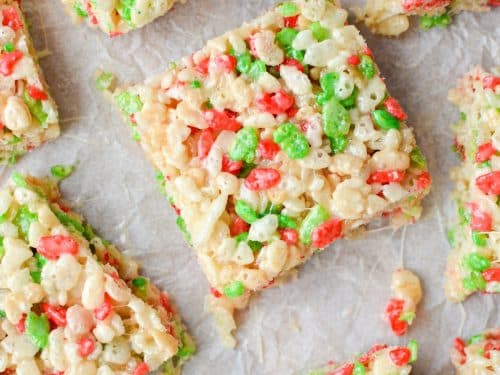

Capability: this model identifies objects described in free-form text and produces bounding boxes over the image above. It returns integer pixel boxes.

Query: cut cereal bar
[0,171,194,374]
[305,341,418,374]
[61,0,178,36]
[0,0,59,164]
[451,329,500,373]
[355,0,495,36]
[112,0,431,346]
[446,67,500,302]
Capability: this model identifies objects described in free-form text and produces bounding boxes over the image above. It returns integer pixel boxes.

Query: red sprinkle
[221,154,243,175]
[255,90,295,115]
[210,287,222,298]
[416,171,432,190]
[402,0,451,12]
[358,344,389,366]
[467,203,492,232]
[212,54,237,73]
[0,50,23,76]
[78,338,95,357]
[230,216,250,237]
[279,228,299,245]
[257,139,280,160]
[195,56,210,75]
[109,31,123,38]
[330,363,354,375]
[244,168,281,191]
[453,337,467,365]
[37,235,79,260]
[476,142,496,163]
[367,170,405,185]
[160,292,175,314]
[483,267,500,282]
[484,339,500,359]
[133,362,150,375]
[203,109,242,132]
[283,15,299,28]
[347,54,360,66]
[385,298,408,336]
[281,58,304,72]
[2,6,22,31]
[384,97,408,121]
[476,171,500,195]
[86,2,98,25]
[197,128,215,159]
[42,304,67,327]
[483,75,500,90]
[362,46,374,59]
[489,0,500,5]
[16,314,26,333]
[389,347,411,366]
[311,218,342,249]
[94,293,113,321]
[27,85,48,101]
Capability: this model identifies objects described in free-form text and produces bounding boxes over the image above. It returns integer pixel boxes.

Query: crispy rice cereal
[451,329,500,374]
[384,269,422,336]
[306,342,417,374]
[60,0,178,36]
[446,67,500,303]
[0,172,194,374]
[0,0,59,164]
[112,0,431,346]
[355,0,495,36]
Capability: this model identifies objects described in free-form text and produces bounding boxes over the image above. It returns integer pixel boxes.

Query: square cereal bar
[112,0,431,346]
[0,0,59,164]
[355,0,493,36]
[61,0,178,36]
[451,329,500,372]
[0,171,194,374]
[445,67,500,302]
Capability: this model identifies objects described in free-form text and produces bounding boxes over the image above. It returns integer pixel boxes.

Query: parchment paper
[9,1,499,373]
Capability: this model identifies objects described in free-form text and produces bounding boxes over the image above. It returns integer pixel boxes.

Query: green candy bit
[95,71,116,92]
[3,42,14,52]
[224,280,245,298]
[479,160,492,168]
[247,60,267,80]
[23,90,48,125]
[273,122,310,159]
[420,15,435,29]
[34,253,47,269]
[278,1,299,16]
[399,311,416,324]
[320,72,338,96]
[132,277,148,291]
[410,147,427,169]
[190,80,202,89]
[471,231,487,247]
[235,200,259,224]
[339,86,359,110]
[74,2,88,17]
[330,135,348,154]
[229,127,258,163]
[50,164,75,180]
[408,339,418,363]
[447,228,455,247]
[14,205,38,240]
[176,331,196,358]
[358,55,375,80]
[115,91,143,115]
[310,22,330,42]
[463,271,486,291]
[372,109,400,130]
[299,205,329,245]
[275,27,299,48]
[248,240,264,252]
[264,203,283,215]
[278,214,297,229]
[52,209,86,236]
[323,98,351,137]
[0,310,6,318]
[285,47,305,62]
[236,52,252,74]
[237,162,256,178]
[353,363,366,375]
[463,253,490,272]
[116,2,132,22]
[316,91,332,106]
[460,112,467,121]
[30,271,42,283]
[468,333,485,344]
[435,14,452,27]
[176,216,191,244]
[11,171,28,188]
[458,206,470,225]
[26,312,49,349]
[235,232,249,242]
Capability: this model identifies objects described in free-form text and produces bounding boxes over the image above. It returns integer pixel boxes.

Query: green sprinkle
[23,90,48,125]
[447,228,455,247]
[176,216,191,244]
[14,205,38,240]
[3,42,14,52]
[299,205,329,245]
[26,312,49,349]
[353,362,366,375]
[278,214,297,229]
[235,200,259,224]
[52,209,86,237]
[235,51,252,74]
[372,109,400,130]
[0,310,6,318]
[330,135,348,154]
[323,98,351,138]
[50,164,75,180]
[115,91,143,115]
[34,253,47,269]
[399,311,416,324]
[116,2,132,22]
[247,60,267,81]
[11,171,28,188]
[410,147,427,169]
[132,277,148,291]
[458,206,470,225]
[95,71,116,92]
[278,1,299,16]
[237,162,256,178]
[408,339,418,363]
[275,28,299,49]
[74,2,88,17]
[223,281,245,298]
[285,47,304,62]
[235,232,249,242]
[176,331,196,359]
[468,333,485,345]
[190,80,202,89]
[463,271,486,292]
[359,55,375,80]
[420,13,452,30]
[471,231,487,247]
[339,86,359,110]
[460,112,467,121]
[248,240,264,252]
[463,252,491,272]
[30,271,42,283]
[310,22,330,42]
[273,122,310,159]
[229,127,259,163]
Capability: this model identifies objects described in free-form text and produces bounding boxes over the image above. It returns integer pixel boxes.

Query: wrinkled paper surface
[9,1,500,374]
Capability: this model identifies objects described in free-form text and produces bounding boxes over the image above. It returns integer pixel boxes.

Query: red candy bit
[484,340,500,359]
[347,54,360,66]
[483,267,500,282]
[257,139,280,160]
[279,228,299,245]
[385,298,408,336]
[311,218,342,249]
[197,128,215,159]
[416,171,432,190]
[244,168,281,191]
[402,0,450,11]
[195,56,210,75]
[221,154,243,175]
[42,303,67,327]
[384,97,408,121]
[367,170,405,185]
[94,293,113,321]
[230,216,250,237]
[389,347,411,366]
[489,0,500,5]
[358,344,389,365]
[0,50,23,76]
[467,203,493,232]
[16,314,26,333]
[210,287,222,298]
[331,363,354,375]
[37,235,79,260]
[281,58,304,72]
[86,2,98,25]
[211,54,237,73]
[362,46,374,59]
[476,171,500,195]
[203,109,242,132]
[255,90,295,115]
[2,6,22,31]
[160,292,175,314]
[247,36,258,57]
[109,31,123,38]
[476,142,497,163]
[27,85,48,101]
[77,338,95,357]
[483,75,500,90]
[453,337,467,365]
[283,15,298,27]
[133,362,150,375]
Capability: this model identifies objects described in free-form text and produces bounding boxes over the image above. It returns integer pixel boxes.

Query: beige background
[8,1,500,373]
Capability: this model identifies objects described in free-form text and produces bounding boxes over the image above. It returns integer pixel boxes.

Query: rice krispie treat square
[451,329,500,373]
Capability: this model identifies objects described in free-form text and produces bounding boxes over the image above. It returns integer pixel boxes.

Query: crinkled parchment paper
[7,1,499,374]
